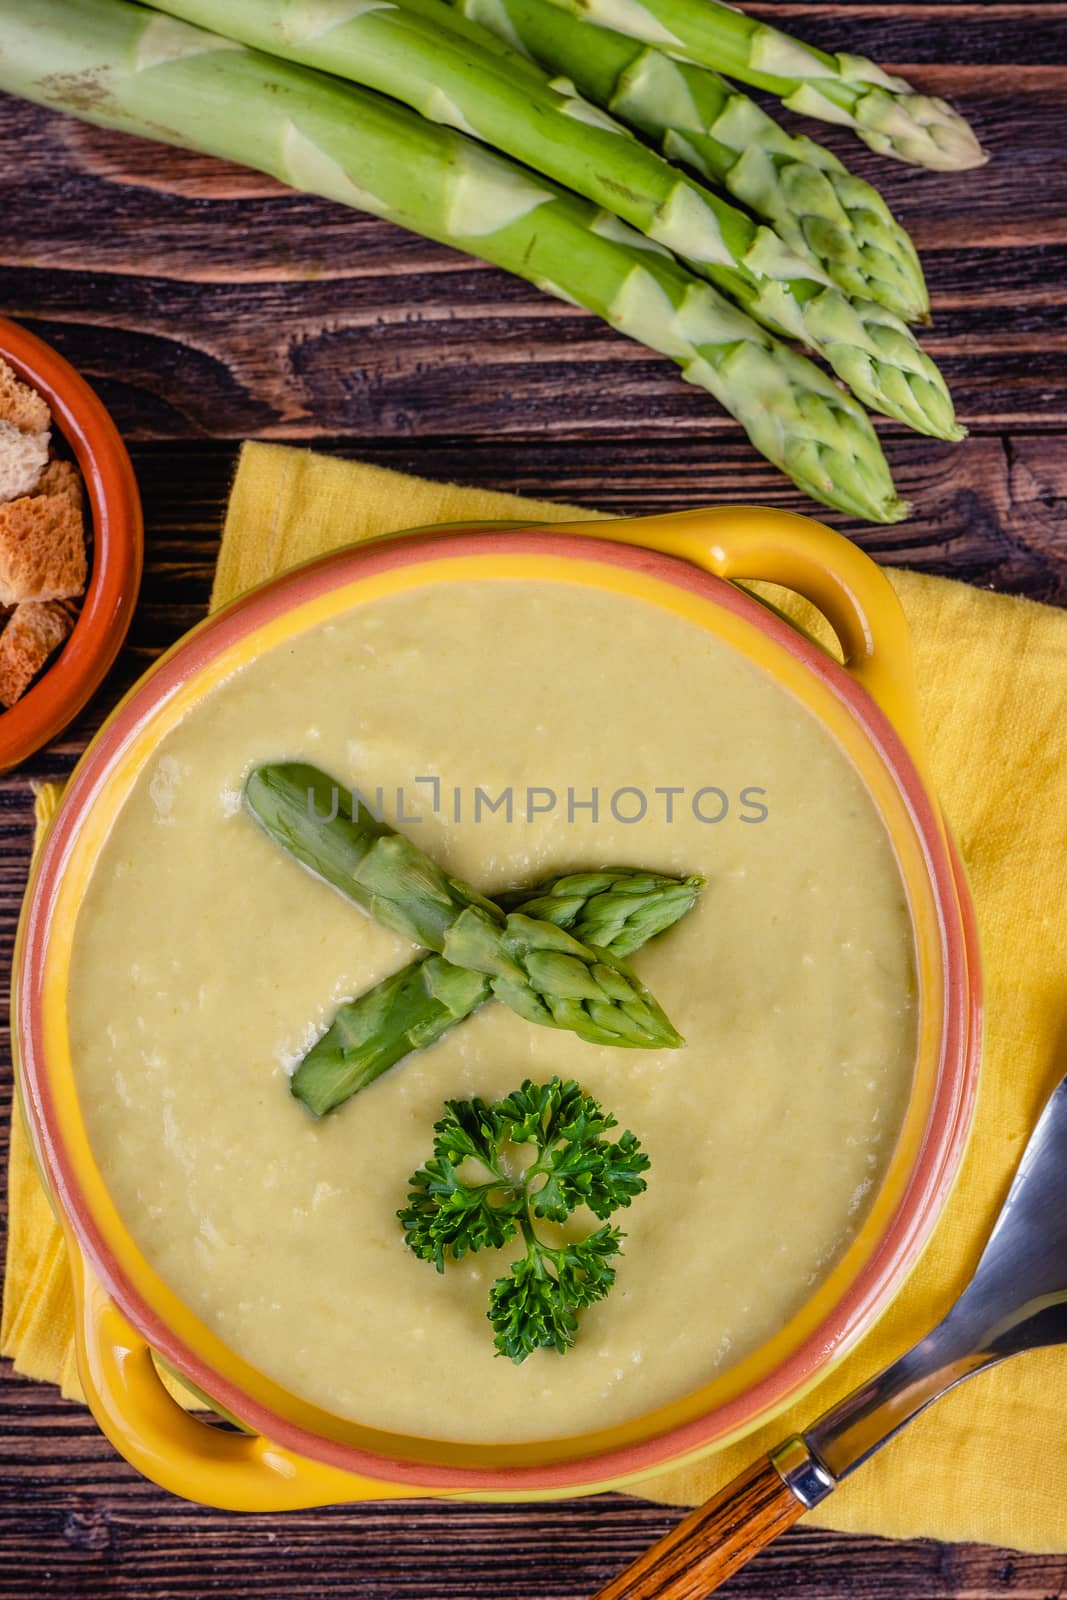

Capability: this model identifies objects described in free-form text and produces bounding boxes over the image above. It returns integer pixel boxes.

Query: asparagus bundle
[451,0,929,325]
[523,0,986,171]
[245,764,683,1049]
[0,0,906,521]
[294,870,702,1115]
[151,0,958,440]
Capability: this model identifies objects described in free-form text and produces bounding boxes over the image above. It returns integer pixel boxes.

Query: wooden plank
[103,435,1060,599]
[743,5,1067,61]
[5,83,1065,254]
[5,276,1067,440]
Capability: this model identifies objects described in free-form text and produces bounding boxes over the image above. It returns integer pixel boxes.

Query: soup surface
[67,577,916,1443]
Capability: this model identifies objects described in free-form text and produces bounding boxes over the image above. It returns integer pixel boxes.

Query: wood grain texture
[1,1,1066,1593]
[590,1458,806,1599]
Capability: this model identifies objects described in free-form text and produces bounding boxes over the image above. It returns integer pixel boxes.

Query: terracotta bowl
[0,317,142,769]
[14,507,981,1509]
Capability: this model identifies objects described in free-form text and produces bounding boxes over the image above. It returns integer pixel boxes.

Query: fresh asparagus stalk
[152,0,812,286]
[513,0,986,171]
[151,0,958,439]
[294,870,702,1115]
[451,0,929,325]
[245,764,683,1050]
[0,0,906,521]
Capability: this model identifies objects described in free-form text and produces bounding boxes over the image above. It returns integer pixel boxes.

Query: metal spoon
[592,1070,1067,1599]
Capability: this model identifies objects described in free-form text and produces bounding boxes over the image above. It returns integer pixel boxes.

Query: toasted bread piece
[0,485,87,603]
[35,457,83,509]
[0,357,51,436]
[0,600,72,707]
[0,418,50,504]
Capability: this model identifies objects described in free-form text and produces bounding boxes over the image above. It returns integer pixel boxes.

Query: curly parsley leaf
[399,1096,524,1269]
[398,1078,649,1361]
[488,1225,623,1362]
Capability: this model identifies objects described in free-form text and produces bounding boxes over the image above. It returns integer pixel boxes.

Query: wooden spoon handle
[591,1455,807,1599]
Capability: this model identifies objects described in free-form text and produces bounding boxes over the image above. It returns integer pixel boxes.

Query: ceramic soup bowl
[14,507,980,1508]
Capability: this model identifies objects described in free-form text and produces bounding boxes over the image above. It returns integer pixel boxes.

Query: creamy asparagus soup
[67,578,916,1442]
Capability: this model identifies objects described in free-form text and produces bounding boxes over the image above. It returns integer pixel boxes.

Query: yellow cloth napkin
[5,442,1067,1550]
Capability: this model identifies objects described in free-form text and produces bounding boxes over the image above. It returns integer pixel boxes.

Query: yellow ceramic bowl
[14,507,981,1508]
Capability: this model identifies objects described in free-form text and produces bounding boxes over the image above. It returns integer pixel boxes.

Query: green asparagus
[451,0,929,324]
[0,0,906,520]
[294,869,702,1115]
[496,869,702,957]
[245,763,683,1050]
[520,0,986,171]
[152,0,958,439]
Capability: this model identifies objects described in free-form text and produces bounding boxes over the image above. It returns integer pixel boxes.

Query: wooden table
[2,3,1065,1594]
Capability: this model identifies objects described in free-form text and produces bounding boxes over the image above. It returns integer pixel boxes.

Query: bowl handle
[539,507,926,764]
[70,1248,425,1509]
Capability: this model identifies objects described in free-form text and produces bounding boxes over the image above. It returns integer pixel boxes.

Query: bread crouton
[0,418,50,503]
[0,357,51,437]
[0,601,73,707]
[35,457,83,509]
[0,484,87,604]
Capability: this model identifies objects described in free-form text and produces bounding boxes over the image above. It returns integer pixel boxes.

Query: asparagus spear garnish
[295,957,489,1117]
[0,0,905,521]
[294,870,702,1116]
[245,764,683,1050]
[513,0,986,171]
[451,0,929,325]
[496,870,702,958]
[151,0,957,439]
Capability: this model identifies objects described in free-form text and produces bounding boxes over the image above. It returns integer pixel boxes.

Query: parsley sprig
[399,1078,650,1363]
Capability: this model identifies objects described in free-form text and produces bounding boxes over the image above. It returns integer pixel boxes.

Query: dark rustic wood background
[2,1,1066,1594]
